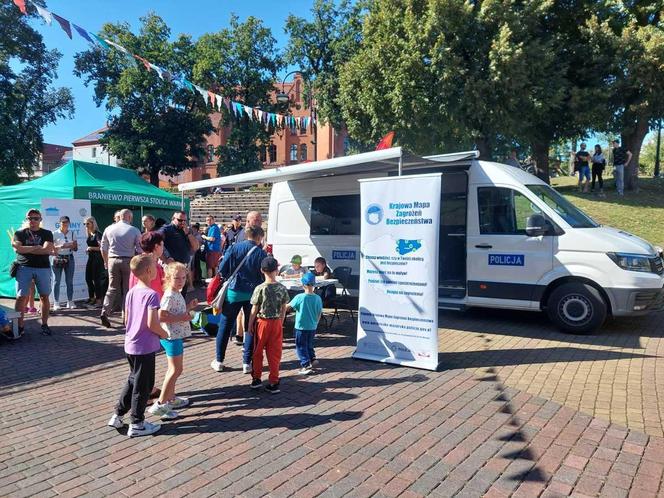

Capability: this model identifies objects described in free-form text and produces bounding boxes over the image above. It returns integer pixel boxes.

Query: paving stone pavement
[1,295,663,497]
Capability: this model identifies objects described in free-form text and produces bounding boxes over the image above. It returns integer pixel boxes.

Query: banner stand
[353,173,441,371]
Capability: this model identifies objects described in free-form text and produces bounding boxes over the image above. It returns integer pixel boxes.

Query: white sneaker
[53,302,61,311]
[67,301,76,309]
[128,421,161,437]
[299,365,313,375]
[210,360,224,372]
[147,401,178,420]
[242,364,251,374]
[168,396,189,409]
[107,414,125,429]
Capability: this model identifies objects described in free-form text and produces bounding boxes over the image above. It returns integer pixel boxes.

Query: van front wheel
[546,282,607,334]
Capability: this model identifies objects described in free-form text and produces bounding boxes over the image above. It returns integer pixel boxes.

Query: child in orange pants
[248,256,289,393]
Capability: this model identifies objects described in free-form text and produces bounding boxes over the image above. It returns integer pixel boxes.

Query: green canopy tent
[0,160,188,297]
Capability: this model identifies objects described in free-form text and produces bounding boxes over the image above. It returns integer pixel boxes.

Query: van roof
[178,147,479,191]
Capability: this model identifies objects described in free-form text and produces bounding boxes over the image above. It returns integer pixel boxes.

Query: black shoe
[265,383,280,394]
[250,379,262,389]
[40,324,52,336]
[100,314,111,328]
[234,335,243,345]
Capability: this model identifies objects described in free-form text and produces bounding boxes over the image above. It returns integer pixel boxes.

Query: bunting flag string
[14,0,316,132]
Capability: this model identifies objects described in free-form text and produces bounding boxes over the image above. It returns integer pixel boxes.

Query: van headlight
[607,252,652,273]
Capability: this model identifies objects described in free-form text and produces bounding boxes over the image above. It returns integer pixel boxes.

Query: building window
[92,147,97,158]
[310,194,361,236]
[299,144,307,161]
[268,144,277,163]
[299,122,307,135]
[289,144,298,163]
[202,174,211,180]
[259,145,267,163]
[290,126,297,136]
[207,145,214,163]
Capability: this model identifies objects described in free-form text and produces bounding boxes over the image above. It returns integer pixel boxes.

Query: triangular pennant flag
[72,24,94,44]
[91,33,110,50]
[234,102,243,117]
[224,98,231,112]
[215,94,223,111]
[208,92,216,108]
[35,5,52,25]
[12,0,27,15]
[134,55,151,71]
[194,85,208,104]
[243,105,253,118]
[149,63,168,80]
[52,13,72,39]
[179,78,194,92]
[375,131,395,150]
[161,69,172,82]
[106,40,131,56]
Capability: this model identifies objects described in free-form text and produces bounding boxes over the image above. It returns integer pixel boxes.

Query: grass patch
[551,174,664,247]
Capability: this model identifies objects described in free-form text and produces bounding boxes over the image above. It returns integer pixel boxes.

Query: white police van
[179,147,664,334]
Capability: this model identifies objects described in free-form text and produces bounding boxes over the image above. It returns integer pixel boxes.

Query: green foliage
[640,132,663,176]
[194,16,282,176]
[0,3,74,184]
[74,13,212,185]
[284,0,367,128]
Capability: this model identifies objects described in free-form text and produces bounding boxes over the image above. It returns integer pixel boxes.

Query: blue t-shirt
[206,224,221,252]
[289,293,323,331]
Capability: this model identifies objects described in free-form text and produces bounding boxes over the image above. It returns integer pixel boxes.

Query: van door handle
[475,244,492,249]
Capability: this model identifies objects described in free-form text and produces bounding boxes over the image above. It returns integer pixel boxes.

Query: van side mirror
[526,214,550,237]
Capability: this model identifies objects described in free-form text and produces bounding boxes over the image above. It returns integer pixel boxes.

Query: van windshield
[526,185,599,228]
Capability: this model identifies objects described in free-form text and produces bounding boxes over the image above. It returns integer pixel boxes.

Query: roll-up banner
[354,173,441,371]
[41,198,92,303]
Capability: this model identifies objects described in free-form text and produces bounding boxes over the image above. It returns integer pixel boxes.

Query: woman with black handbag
[52,216,78,310]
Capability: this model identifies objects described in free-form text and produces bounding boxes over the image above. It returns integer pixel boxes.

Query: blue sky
[31,0,316,146]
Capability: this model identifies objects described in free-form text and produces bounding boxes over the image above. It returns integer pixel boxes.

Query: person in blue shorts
[287,272,323,375]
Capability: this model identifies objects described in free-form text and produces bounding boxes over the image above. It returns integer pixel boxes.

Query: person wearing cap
[287,272,323,375]
[280,255,306,279]
[211,225,267,373]
[248,256,290,393]
[222,215,243,255]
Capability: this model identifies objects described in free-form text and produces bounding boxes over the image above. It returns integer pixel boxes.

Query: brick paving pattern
[1,295,663,497]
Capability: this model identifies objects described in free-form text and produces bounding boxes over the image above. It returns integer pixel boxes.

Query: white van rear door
[466,185,553,308]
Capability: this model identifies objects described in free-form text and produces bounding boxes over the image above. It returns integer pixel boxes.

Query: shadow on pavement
[162,409,364,435]
[438,308,663,349]
[437,346,654,371]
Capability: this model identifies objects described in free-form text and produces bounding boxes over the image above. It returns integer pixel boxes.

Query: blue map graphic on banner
[396,239,422,255]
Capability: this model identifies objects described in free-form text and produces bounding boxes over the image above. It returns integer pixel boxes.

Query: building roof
[72,126,108,146]
[178,147,479,191]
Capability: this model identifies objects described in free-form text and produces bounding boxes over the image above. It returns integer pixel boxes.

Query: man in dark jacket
[211,226,267,373]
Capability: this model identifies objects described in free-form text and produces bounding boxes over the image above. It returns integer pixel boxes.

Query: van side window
[478,187,540,235]
[311,194,361,236]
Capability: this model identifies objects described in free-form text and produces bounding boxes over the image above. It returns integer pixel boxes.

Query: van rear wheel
[546,282,607,334]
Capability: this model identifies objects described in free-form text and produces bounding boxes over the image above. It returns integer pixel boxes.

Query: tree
[337,0,611,181]
[193,16,282,176]
[0,3,74,184]
[284,0,367,129]
[74,13,212,185]
[589,3,664,190]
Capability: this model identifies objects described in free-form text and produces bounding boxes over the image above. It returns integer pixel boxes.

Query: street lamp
[275,70,317,161]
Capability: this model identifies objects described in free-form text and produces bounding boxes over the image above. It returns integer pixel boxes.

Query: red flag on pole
[13,0,27,15]
[375,131,395,150]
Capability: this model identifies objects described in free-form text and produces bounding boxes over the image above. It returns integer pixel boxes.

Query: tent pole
[181,191,184,211]
[398,150,403,176]
[141,206,144,219]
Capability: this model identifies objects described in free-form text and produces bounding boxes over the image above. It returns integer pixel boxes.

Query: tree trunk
[475,137,492,160]
[623,117,649,191]
[150,167,160,186]
[532,141,550,184]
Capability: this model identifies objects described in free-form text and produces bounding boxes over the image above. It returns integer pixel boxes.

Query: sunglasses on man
[27,216,42,221]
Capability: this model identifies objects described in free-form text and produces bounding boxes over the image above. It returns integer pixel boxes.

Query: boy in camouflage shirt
[248,256,289,393]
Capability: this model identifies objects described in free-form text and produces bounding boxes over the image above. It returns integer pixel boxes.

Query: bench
[0,304,21,339]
